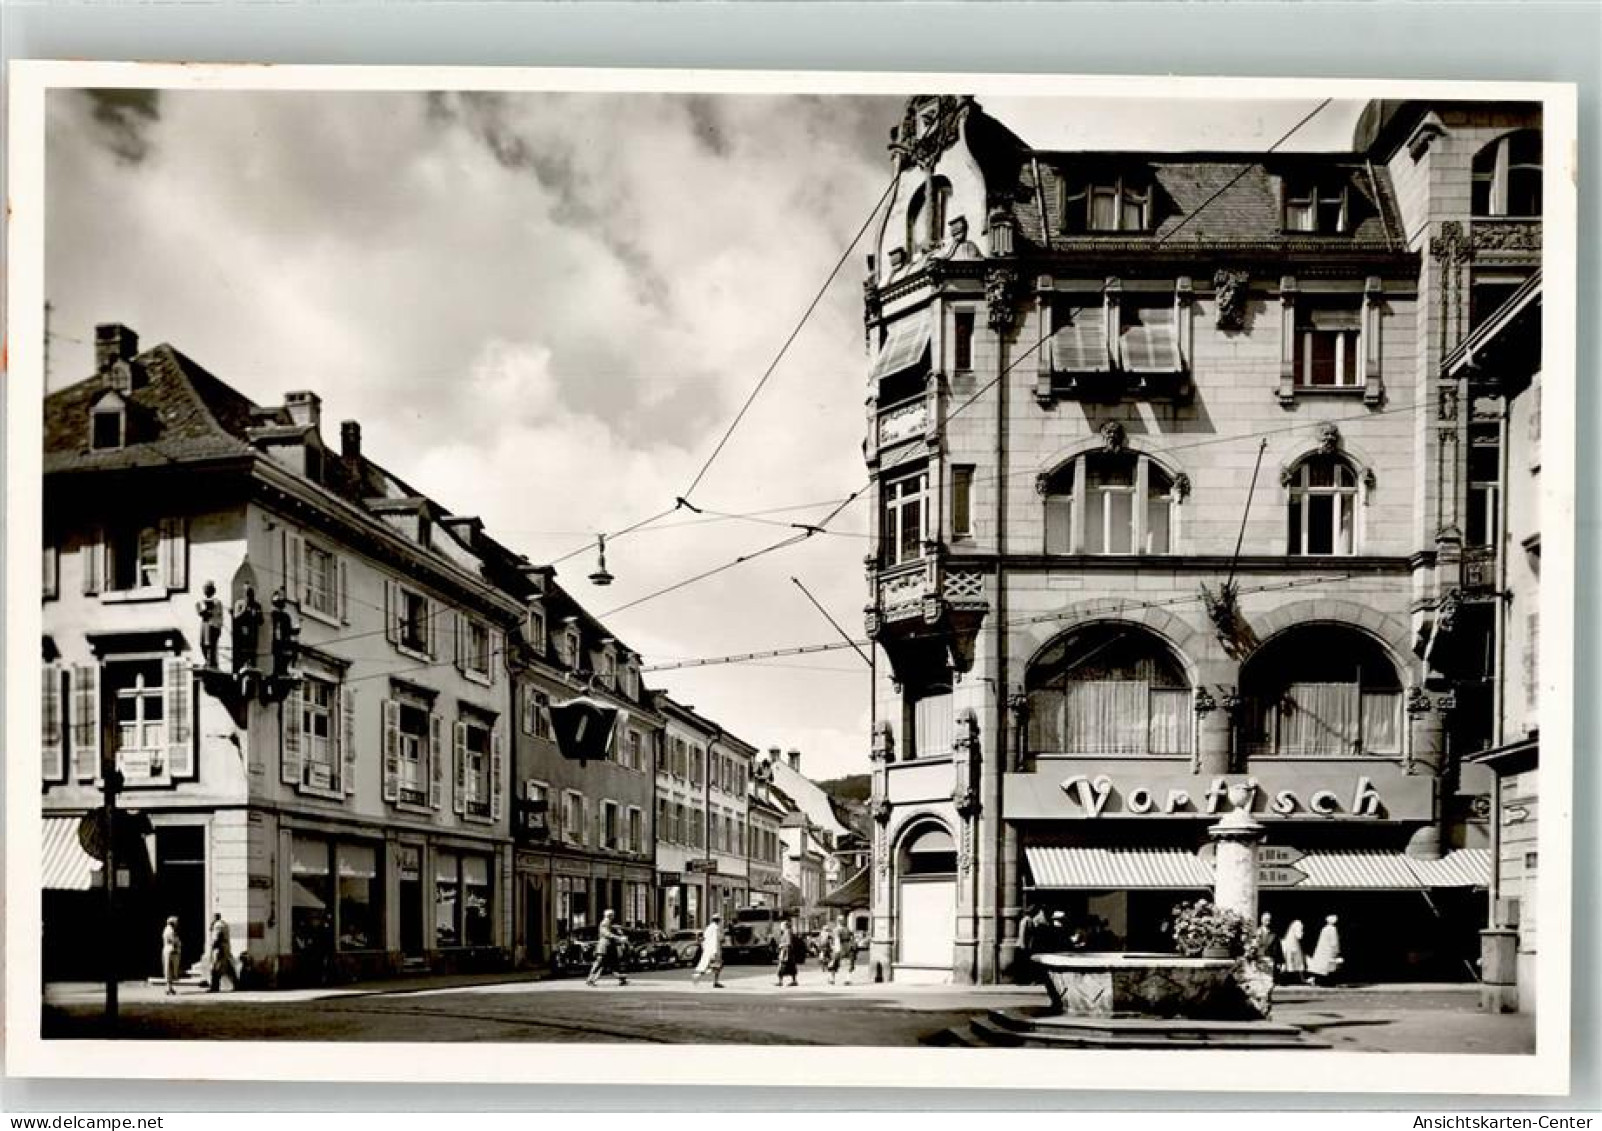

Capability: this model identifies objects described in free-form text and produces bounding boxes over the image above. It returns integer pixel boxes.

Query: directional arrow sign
[1257,864,1309,888]
[1258,846,1306,867]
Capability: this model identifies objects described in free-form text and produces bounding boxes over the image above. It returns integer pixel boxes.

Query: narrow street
[42,968,1534,1054]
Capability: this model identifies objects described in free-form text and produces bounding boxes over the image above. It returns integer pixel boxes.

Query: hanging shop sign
[1003,764,1433,822]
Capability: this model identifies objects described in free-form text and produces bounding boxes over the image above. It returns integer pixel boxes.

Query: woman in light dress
[1308,914,1343,985]
[1280,919,1307,983]
[693,914,724,988]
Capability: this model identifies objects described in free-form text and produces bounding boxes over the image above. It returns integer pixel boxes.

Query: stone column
[1194,687,1233,775]
[1208,789,1266,923]
[1405,687,1450,860]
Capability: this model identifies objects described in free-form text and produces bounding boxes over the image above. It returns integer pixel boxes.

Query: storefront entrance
[896,823,957,969]
[396,845,424,959]
[523,877,546,963]
[155,825,207,970]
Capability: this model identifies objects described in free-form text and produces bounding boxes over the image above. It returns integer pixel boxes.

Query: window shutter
[284,531,304,606]
[42,664,64,781]
[281,681,302,787]
[489,628,504,684]
[165,657,194,779]
[491,726,504,822]
[453,720,468,814]
[71,664,100,780]
[521,685,534,736]
[429,712,444,809]
[381,698,400,802]
[82,532,103,595]
[341,685,357,796]
[43,543,59,600]
[384,579,400,646]
[336,557,350,624]
[452,611,464,673]
[160,517,188,590]
[425,598,438,660]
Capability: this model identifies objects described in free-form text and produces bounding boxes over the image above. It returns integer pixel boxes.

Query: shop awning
[820,866,870,909]
[1025,847,1211,890]
[42,816,101,891]
[1408,848,1492,889]
[1294,851,1423,890]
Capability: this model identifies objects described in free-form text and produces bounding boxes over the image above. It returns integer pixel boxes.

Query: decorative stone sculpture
[1213,269,1250,331]
[269,588,300,680]
[231,586,263,675]
[196,581,224,669]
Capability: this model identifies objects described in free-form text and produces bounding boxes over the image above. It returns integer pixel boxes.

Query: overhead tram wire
[640,571,1356,673]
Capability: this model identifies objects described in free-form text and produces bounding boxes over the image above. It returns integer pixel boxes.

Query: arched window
[1041,450,1178,555]
[906,178,952,255]
[1287,454,1358,556]
[1240,624,1403,757]
[1026,624,1192,755]
[1472,129,1542,218]
[899,825,957,876]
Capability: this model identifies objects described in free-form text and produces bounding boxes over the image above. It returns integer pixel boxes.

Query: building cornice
[946,552,1415,574]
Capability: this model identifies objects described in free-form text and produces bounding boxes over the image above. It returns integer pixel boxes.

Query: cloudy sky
[45,84,1363,782]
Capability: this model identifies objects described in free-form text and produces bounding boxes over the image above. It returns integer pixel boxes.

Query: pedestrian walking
[1015,906,1045,983]
[587,909,630,987]
[1308,914,1343,985]
[161,916,183,995]
[693,914,724,988]
[775,919,801,987]
[1280,919,1307,984]
[1254,912,1279,971]
[823,916,850,985]
[844,923,859,982]
[207,912,237,992]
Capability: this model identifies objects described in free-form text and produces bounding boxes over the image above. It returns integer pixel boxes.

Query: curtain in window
[1065,681,1148,754]
[1361,690,1402,754]
[1027,688,1065,752]
[1148,688,1192,754]
[1278,682,1359,755]
[914,692,954,758]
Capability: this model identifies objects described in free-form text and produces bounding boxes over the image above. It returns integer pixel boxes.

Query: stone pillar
[1195,688,1233,775]
[1208,788,1266,923]
[1406,687,1450,860]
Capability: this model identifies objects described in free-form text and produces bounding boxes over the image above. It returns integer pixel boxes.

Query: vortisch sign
[1003,763,1435,822]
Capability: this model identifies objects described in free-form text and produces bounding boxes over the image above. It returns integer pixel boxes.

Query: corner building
[864,97,1541,984]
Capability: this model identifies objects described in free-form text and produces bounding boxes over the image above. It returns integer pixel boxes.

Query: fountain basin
[1035,952,1265,1020]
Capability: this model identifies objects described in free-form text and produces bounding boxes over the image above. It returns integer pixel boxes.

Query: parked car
[668,929,703,967]
[550,926,599,976]
[625,928,677,971]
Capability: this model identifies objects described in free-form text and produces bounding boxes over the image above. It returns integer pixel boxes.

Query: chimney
[284,390,322,431]
[95,323,138,378]
[787,748,801,773]
[340,420,361,461]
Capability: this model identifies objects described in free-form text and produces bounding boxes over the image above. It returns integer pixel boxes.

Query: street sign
[1258,846,1306,867]
[686,858,719,874]
[1257,864,1309,888]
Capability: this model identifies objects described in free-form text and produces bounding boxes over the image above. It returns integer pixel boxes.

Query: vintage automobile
[624,928,678,971]
[668,929,704,967]
[549,926,601,976]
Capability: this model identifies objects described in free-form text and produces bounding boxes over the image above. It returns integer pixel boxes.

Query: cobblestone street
[41,969,1535,1054]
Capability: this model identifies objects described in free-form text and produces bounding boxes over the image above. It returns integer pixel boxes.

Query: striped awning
[1048,316,1111,373]
[42,816,101,891]
[868,311,931,382]
[1026,846,1211,890]
[1292,851,1424,890]
[820,866,870,909]
[1408,848,1492,889]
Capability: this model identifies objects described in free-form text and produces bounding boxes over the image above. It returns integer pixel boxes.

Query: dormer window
[1061,172,1150,233]
[525,606,547,653]
[1284,179,1349,233]
[90,392,127,451]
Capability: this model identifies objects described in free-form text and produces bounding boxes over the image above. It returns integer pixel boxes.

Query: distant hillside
[819,774,871,803]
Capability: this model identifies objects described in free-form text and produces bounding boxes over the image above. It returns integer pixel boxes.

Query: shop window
[1240,624,1402,757]
[291,835,334,958]
[337,843,379,951]
[432,851,492,948]
[1026,624,1193,756]
[881,469,929,567]
[1287,454,1359,555]
[1472,130,1542,218]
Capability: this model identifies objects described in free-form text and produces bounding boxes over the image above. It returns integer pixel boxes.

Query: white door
[898,879,955,966]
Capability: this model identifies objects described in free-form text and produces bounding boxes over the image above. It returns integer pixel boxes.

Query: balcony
[865,551,988,689]
[876,397,928,449]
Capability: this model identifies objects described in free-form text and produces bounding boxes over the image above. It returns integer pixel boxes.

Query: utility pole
[101,765,125,1027]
